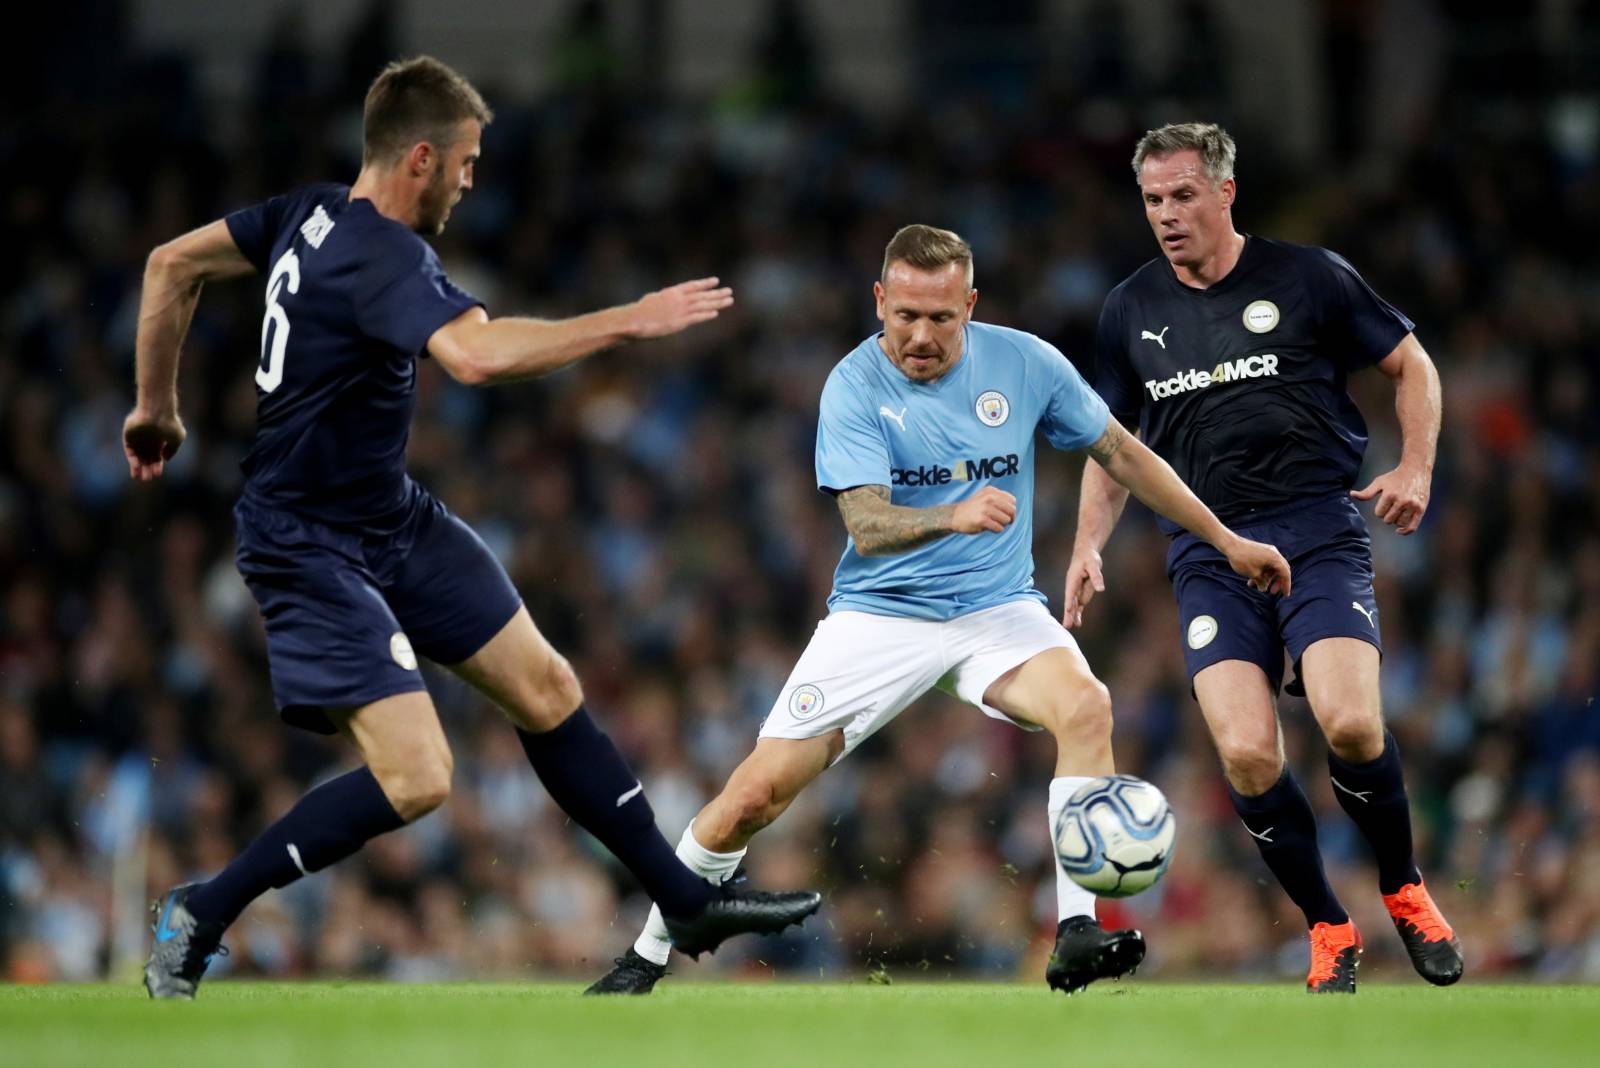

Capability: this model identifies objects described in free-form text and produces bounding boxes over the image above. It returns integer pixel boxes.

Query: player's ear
[407,140,434,178]
[965,287,978,320]
[1219,177,1236,208]
[873,280,887,322]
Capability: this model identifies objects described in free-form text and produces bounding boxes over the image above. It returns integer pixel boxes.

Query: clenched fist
[1222,536,1292,597]
[123,407,186,482]
[950,486,1017,535]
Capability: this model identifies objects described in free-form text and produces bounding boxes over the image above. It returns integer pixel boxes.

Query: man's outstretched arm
[124,221,258,481]
[426,278,734,386]
[1079,417,1292,602]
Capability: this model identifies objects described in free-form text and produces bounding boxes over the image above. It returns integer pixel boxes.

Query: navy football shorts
[1166,494,1381,696]
[234,481,523,733]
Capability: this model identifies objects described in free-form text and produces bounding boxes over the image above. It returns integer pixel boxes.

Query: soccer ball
[1054,775,1176,898]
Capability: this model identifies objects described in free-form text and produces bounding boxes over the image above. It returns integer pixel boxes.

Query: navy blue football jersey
[1092,237,1413,532]
[224,184,482,527]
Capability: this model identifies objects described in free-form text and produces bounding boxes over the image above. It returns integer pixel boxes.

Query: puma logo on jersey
[1140,326,1170,349]
[1144,354,1280,401]
[879,406,908,431]
[1351,601,1377,628]
[299,205,335,249]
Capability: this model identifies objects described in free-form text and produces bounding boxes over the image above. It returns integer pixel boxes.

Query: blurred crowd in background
[3,0,1598,986]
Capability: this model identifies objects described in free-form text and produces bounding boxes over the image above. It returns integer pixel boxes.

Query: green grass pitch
[4,981,1597,1068]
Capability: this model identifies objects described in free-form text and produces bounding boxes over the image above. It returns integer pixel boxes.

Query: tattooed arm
[835,484,1018,557]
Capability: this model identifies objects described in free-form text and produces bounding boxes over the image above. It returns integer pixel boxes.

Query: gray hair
[1131,123,1237,187]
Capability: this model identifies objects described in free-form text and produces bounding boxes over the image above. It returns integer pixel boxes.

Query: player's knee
[521,653,585,729]
[546,653,583,708]
[387,752,453,822]
[1046,679,1113,742]
[1319,705,1383,760]
[1215,735,1281,795]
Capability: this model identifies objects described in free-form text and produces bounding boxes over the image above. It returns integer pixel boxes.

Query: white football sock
[1048,776,1098,922]
[633,820,747,966]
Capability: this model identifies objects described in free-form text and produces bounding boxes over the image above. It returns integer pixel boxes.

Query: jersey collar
[1163,234,1255,298]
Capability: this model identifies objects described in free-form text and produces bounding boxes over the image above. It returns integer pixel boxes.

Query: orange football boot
[1383,880,1464,985]
[1306,920,1361,993]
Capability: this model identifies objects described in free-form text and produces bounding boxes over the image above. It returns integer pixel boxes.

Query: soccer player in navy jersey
[125,56,818,999]
[1067,123,1458,993]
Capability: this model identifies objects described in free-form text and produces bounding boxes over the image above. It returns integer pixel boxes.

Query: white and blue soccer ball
[1055,775,1176,898]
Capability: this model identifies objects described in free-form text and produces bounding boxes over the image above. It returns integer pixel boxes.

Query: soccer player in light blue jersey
[588,225,1290,996]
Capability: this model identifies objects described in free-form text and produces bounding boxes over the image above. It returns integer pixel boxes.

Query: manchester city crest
[975,390,1010,427]
[789,684,825,720]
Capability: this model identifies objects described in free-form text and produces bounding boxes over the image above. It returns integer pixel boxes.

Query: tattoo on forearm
[836,484,956,556]
[1086,420,1128,466]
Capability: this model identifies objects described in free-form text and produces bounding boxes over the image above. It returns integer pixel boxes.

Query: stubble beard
[418,169,454,235]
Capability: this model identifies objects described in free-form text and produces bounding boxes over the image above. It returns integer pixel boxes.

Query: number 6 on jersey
[257,248,300,392]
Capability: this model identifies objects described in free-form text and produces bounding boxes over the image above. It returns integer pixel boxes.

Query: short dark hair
[881,224,974,287]
[1131,122,1237,187]
[362,56,494,166]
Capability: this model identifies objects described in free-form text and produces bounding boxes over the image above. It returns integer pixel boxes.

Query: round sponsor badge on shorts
[975,390,1010,427]
[789,684,824,720]
[1242,300,1280,334]
[390,631,418,670]
[1187,615,1218,650]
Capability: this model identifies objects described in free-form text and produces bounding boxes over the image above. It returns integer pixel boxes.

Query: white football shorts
[758,598,1082,760]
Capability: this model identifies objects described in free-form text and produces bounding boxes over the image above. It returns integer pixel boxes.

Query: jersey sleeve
[225,191,300,272]
[1090,289,1143,425]
[355,237,484,357]
[1036,335,1111,452]
[815,364,891,494]
[1306,248,1414,370]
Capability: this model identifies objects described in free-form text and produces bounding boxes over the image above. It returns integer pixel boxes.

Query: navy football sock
[185,767,405,927]
[517,707,712,919]
[1327,732,1422,895]
[1227,768,1349,928]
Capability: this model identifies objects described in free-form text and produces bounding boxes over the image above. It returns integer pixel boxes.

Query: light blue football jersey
[816,321,1110,621]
